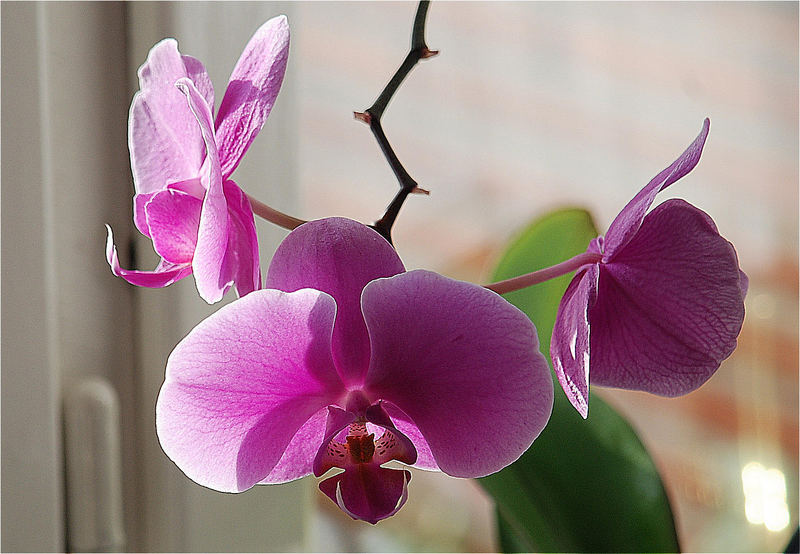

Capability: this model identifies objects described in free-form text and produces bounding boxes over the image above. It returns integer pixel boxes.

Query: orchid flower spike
[551,119,748,418]
[156,217,554,524]
[105,16,290,303]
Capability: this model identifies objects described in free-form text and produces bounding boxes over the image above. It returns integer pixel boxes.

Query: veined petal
[265,218,405,386]
[156,288,344,493]
[319,465,411,525]
[105,224,192,288]
[181,54,214,110]
[133,191,158,238]
[129,39,206,195]
[145,188,202,264]
[383,403,439,471]
[176,78,230,303]
[220,179,262,297]
[215,15,290,178]
[550,265,599,419]
[589,199,746,396]
[365,402,417,467]
[258,407,329,484]
[167,177,206,198]
[739,270,749,298]
[362,270,553,478]
[312,406,358,477]
[134,178,205,239]
[603,119,710,260]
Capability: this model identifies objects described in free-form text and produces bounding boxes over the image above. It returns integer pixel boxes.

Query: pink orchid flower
[105,16,289,303]
[551,119,748,418]
[156,217,554,524]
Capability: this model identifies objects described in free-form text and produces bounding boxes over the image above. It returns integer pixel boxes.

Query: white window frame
[2,2,307,551]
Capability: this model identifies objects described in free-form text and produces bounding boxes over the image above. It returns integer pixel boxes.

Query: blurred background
[2,2,797,552]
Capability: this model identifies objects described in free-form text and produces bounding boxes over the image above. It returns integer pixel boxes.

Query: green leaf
[495,507,536,553]
[479,208,680,553]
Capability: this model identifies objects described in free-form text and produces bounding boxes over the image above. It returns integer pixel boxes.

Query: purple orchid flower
[551,119,747,418]
[105,16,289,303]
[155,217,554,524]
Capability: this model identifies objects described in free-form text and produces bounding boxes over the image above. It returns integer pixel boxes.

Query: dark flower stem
[484,251,602,295]
[357,1,438,244]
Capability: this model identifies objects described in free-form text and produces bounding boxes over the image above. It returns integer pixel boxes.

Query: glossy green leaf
[480,208,680,553]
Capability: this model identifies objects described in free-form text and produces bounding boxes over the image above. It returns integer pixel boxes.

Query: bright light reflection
[741,462,790,532]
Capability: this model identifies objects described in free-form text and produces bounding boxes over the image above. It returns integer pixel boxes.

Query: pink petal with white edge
[215,15,290,178]
[265,218,405,387]
[145,189,202,264]
[312,406,359,477]
[105,225,192,288]
[220,179,261,297]
[129,39,206,195]
[134,179,204,239]
[181,54,214,110]
[156,288,345,492]
[383,403,439,471]
[133,191,158,238]
[364,402,417,467]
[258,407,330,484]
[319,465,411,525]
[176,78,230,303]
[550,265,599,419]
[603,119,710,260]
[362,270,553,478]
[589,199,746,396]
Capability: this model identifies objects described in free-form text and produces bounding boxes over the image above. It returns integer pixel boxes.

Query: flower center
[346,433,375,464]
[323,420,409,469]
[314,403,418,480]
[345,421,377,465]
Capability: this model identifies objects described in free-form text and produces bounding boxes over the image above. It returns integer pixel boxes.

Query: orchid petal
[215,15,289,178]
[220,179,261,297]
[134,178,206,240]
[365,402,417,466]
[739,270,750,297]
[589,199,746,396]
[312,406,358,477]
[166,177,206,198]
[181,54,214,110]
[156,288,344,492]
[129,39,205,195]
[258,407,329,484]
[133,192,158,238]
[383,403,439,471]
[266,218,405,386]
[176,78,230,303]
[603,119,710,260]
[550,265,599,419]
[105,224,192,287]
[362,270,553,478]
[144,188,202,264]
[319,466,411,525]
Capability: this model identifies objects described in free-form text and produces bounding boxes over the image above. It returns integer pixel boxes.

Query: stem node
[360,1,436,245]
[353,111,372,125]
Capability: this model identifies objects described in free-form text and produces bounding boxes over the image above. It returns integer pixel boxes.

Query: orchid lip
[314,400,418,479]
[314,404,417,524]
